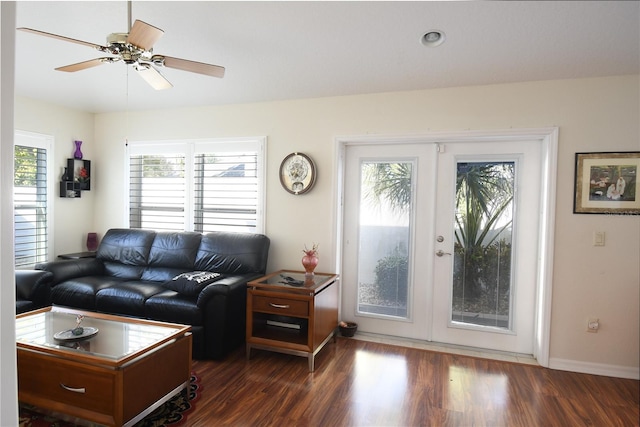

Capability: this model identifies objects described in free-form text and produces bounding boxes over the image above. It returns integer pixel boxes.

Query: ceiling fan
[17,1,225,90]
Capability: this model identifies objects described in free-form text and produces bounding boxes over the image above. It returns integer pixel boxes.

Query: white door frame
[334,127,558,367]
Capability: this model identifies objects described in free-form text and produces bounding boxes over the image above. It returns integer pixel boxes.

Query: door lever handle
[435,250,451,257]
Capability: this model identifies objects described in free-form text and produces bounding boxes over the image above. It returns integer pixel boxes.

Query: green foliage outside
[15,146,39,186]
[453,240,511,315]
[453,162,514,315]
[373,247,408,304]
[363,160,515,316]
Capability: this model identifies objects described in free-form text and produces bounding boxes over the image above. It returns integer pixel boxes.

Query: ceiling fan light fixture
[133,63,150,72]
[421,30,445,47]
[135,63,173,90]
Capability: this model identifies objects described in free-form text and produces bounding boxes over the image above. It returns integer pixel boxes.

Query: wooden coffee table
[246,270,339,372]
[16,306,192,427]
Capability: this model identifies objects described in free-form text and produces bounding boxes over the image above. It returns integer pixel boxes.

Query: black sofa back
[97,228,270,280]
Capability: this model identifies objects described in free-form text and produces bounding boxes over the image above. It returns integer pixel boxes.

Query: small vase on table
[302,244,319,276]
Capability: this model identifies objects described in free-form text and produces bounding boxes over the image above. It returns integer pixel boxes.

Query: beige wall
[15,75,640,377]
[15,97,96,257]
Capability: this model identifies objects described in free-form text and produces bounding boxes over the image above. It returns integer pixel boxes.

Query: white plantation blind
[14,141,49,268]
[194,152,259,232]
[127,138,265,233]
[129,153,187,231]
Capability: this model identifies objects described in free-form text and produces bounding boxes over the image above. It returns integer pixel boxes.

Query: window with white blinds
[129,153,186,231]
[14,132,52,268]
[127,138,265,234]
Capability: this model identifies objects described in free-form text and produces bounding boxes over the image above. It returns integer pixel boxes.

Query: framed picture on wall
[573,151,640,214]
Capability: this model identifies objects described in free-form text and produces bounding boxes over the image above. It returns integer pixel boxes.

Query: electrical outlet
[587,318,599,332]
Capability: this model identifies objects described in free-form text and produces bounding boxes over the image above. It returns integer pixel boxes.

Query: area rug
[19,372,201,427]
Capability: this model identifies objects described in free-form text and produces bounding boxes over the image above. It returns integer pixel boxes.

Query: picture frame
[573,151,640,215]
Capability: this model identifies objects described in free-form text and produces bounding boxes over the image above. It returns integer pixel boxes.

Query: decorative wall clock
[279,152,316,195]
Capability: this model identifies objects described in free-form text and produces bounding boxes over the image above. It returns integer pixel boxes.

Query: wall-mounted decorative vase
[73,140,83,159]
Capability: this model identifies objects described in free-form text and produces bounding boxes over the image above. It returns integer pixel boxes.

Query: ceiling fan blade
[127,19,164,51]
[17,27,106,51]
[135,64,173,90]
[161,55,225,78]
[55,58,118,72]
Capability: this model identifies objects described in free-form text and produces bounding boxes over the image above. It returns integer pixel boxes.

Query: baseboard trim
[549,357,639,380]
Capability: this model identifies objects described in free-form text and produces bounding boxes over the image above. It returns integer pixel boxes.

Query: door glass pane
[453,161,515,329]
[357,161,412,318]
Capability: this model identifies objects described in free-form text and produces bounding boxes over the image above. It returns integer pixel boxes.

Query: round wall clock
[279,152,316,195]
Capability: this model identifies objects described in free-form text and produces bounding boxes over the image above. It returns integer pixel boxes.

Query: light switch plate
[593,231,605,246]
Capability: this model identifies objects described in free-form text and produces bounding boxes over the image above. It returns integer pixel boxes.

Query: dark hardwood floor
[190,337,639,426]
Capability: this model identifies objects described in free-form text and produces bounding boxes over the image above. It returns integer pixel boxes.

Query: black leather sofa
[15,270,54,314]
[36,228,270,359]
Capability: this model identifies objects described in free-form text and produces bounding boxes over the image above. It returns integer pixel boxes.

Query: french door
[340,136,545,355]
[342,143,437,340]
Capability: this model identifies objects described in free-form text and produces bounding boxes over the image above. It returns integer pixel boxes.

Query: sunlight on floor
[447,365,509,412]
[351,350,408,426]
[350,332,540,366]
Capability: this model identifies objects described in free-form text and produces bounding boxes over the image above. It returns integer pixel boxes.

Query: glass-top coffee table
[16,306,192,427]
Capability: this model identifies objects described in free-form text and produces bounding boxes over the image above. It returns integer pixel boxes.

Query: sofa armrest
[196,274,252,304]
[196,273,262,359]
[15,270,53,306]
[36,258,105,286]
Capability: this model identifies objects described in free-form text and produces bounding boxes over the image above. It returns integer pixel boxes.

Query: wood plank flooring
[190,337,639,426]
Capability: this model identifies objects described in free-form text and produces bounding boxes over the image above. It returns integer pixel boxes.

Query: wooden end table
[246,270,339,372]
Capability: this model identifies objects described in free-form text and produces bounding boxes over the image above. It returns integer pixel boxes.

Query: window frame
[14,130,54,268]
[125,137,267,234]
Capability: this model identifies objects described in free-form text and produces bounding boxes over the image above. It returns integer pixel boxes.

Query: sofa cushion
[195,231,270,273]
[164,271,222,296]
[103,262,146,281]
[141,267,193,283]
[97,228,156,267]
[52,277,125,311]
[95,281,166,317]
[147,232,201,269]
[145,291,204,326]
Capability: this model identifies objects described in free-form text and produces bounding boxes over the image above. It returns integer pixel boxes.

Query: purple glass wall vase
[74,140,83,159]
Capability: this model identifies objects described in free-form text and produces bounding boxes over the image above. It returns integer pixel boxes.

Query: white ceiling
[14,1,640,114]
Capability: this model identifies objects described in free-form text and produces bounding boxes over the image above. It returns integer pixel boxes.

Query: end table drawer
[253,295,309,316]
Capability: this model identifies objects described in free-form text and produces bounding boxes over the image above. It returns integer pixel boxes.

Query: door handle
[435,250,451,257]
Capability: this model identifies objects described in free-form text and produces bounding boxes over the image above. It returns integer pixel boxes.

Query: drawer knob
[60,383,86,394]
[269,303,290,309]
